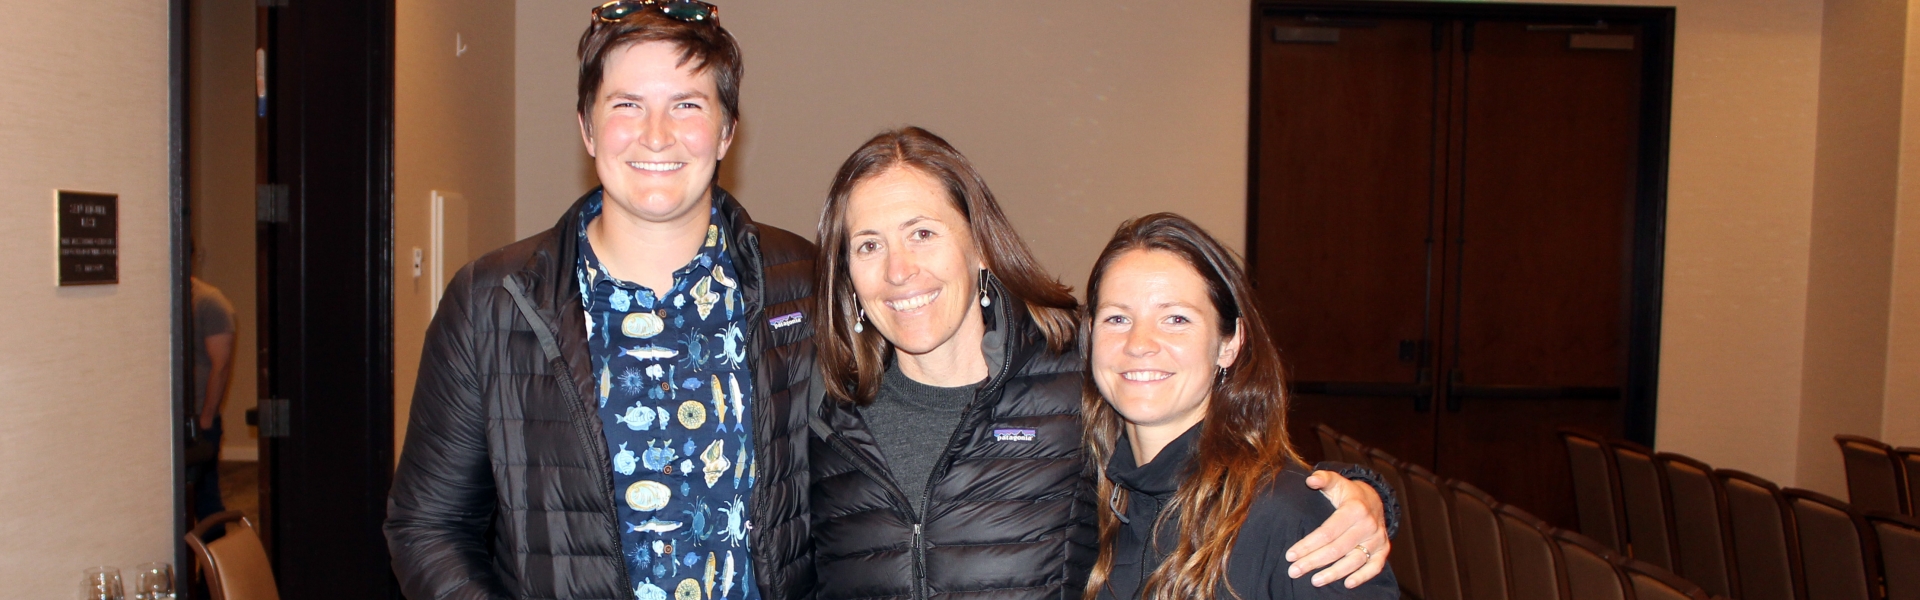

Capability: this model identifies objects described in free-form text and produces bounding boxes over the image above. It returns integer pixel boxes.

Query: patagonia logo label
[770,312,804,329]
[993,428,1037,442]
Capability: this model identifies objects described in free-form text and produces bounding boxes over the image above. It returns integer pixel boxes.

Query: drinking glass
[130,562,175,600]
[80,566,125,600]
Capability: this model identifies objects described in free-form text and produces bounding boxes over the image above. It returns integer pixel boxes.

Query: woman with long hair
[809,128,1395,599]
[1082,213,1398,599]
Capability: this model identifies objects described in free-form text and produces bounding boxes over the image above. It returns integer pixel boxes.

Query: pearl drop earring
[978,269,992,307]
[853,307,865,333]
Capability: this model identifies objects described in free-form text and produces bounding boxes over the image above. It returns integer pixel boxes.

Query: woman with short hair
[1081,213,1398,599]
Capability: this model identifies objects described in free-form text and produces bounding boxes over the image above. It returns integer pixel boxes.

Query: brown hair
[815,127,1079,405]
[1080,213,1305,600]
[576,5,743,133]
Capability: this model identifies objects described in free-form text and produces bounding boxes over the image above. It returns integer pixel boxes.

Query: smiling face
[579,41,734,228]
[844,166,986,363]
[1090,248,1243,440]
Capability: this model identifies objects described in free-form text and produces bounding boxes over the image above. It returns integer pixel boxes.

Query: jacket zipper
[503,276,635,597]
[739,230,770,599]
[910,282,1018,600]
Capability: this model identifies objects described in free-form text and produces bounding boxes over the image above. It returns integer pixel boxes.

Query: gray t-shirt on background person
[862,361,983,517]
[191,276,236,422]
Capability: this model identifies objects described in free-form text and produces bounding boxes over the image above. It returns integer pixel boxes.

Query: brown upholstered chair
[1554,529,1631,600]
[1898,447,1920,517]
[1613,440,1677,570]
[1316,423,1346,463]
[185,511,281,600]
[1617,558,1711,600]
[1835,434,1907,515]
[1449,480,1509,600]
[1865,511,1920,600]
[1716,469,1804,600]
[1560,428,1627,552]
[1656,452,1737,598]
[1406,463,1464,600]
[1369,448,1427,600]
[1782,488,1878,600]
[1498,504,1568,600]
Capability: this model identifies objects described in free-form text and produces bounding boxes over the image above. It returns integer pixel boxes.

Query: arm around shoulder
[1250,476,1402,600]
[385,264,511,599]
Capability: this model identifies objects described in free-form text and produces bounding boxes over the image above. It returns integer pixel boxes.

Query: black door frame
[170,0,399,597]
[1244,0,1675,446]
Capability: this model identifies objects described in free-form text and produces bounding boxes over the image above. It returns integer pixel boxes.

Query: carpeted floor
[217,460,259,523]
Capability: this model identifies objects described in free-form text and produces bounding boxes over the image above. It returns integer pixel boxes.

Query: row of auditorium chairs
[1315,424,1720,600]
[1835,435,1919,518]
[1558,428,1918,600]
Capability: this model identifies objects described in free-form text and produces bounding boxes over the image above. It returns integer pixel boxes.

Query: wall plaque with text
[57,190,118,285]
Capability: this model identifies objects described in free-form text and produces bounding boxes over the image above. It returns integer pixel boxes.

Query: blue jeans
[186,419,226,521]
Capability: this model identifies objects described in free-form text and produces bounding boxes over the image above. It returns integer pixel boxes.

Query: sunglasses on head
[593,0,719,24]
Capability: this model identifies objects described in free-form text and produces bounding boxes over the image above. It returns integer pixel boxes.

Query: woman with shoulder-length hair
[1082,213,1398,599]
[809,128,1396,599]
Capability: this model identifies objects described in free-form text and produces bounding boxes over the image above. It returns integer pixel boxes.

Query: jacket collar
[517,186,763,319]
[1108,421,1204,498]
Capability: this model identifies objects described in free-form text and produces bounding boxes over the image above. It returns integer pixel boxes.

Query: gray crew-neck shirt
[863,361,984,517]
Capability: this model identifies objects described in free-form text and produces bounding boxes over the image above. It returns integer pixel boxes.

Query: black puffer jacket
[809,280,1100,599]
[386,189,819,600]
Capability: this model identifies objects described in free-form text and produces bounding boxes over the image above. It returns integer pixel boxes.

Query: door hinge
[257,184,289,224]
[254,398,292,438]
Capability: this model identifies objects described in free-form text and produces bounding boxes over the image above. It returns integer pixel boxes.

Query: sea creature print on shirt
[677,400,707,430]
[598,364,611,408]
[627,516,683,534]
[700,438,731,488]
[677,330,707,370]
[727,374,746,432]
[717,495,747,547]
[675,578,701,600]
[732,437,747,489]
[716,324,745,370]
[615,402,655,431]
[635,580,667,600]
[719,551,735,599]
[612,442,638,475]
[623,345,678,362]
[691,276,720,320]
[710,375,727,430]
[640,439,678,471]
[610,288,633,312]
[623,311,664,339]
[683,498,713,542]
[703,553,717,599]
[619,367,647,394]
[626,479,671,511]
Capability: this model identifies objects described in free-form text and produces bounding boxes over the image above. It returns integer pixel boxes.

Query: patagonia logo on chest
[993,428,1037,442]
[769,311,804,329]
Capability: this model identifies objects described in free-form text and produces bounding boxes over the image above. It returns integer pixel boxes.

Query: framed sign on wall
[57,190,118,285]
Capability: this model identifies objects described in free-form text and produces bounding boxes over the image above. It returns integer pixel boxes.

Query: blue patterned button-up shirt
[577,194,759,600]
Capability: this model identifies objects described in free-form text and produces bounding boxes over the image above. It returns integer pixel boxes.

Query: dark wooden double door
[1248,3,1672,529]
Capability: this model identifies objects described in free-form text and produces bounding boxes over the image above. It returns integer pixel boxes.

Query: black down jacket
[386,189,819,600]
[809,279,1100,599]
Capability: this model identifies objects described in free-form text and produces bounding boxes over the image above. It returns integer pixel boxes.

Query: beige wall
[1796,0,1907,496]
[508,0,1920,487]
[1886,3,1920,447]
[190,0,260,460]
[512,0,1252,287]
[0,1,175,595]
[394,0,518,450]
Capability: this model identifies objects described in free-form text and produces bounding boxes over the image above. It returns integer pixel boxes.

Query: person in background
[384,2,820,598]
[1082,213,1398,599]
[188,249,237,522]
[807,128,1397,599]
